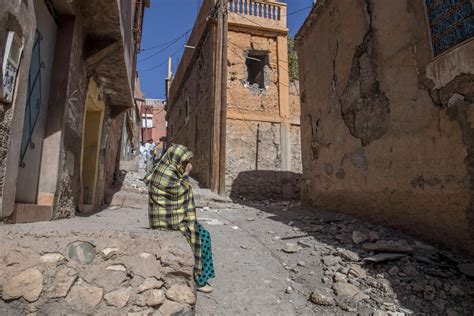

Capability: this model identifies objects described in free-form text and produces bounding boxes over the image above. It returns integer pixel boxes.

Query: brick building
[0,0,149,221]
[141,98,167,149]
[295,0,474,254]
[167,0,301,198]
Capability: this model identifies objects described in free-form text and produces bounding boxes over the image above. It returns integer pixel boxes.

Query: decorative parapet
[228,0,287,32]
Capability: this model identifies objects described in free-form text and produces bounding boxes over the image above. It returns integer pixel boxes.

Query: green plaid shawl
[146,144,202,275]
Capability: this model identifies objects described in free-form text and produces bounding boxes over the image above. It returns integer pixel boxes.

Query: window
[141,114,153,128]
[245,51,269,89]
[424,0,474,56]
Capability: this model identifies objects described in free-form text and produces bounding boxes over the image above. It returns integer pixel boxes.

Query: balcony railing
[228,0,287,31]
[229,0,281,20]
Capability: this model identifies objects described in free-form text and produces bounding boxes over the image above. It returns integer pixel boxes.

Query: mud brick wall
[167,26,216,188]
[226,30,301,198]
[296,0,474,254]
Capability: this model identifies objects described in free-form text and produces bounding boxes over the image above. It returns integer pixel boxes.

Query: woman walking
[145,144,215,292]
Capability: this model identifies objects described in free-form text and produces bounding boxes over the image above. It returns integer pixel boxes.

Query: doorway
[16,0,58,203]
[80,80,105,209]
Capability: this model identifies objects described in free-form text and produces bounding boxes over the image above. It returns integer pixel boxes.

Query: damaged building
[295,0,474,254]
[167,0,301,199]
[0,0,149,222]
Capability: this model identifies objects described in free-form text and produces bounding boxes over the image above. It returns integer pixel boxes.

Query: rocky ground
[1,167,474,315]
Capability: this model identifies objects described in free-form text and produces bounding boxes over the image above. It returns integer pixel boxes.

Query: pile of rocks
[270,210,474,315]
[0,231,196,315]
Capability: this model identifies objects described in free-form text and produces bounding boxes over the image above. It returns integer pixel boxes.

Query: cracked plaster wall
[297,0,474,254]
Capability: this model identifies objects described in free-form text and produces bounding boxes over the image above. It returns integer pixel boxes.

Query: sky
[138,0,314,99]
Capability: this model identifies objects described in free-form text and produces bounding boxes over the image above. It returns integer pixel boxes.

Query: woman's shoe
[197,284,213,293]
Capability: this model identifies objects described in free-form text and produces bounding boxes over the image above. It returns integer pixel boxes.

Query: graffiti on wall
[425,0,474,56]
[67,89,83,135]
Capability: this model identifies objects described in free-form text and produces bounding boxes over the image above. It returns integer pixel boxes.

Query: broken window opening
[245,51,269,89]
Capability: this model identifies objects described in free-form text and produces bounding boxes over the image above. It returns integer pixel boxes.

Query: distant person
[145,144,215,293]
[145,139,155,172]
[139,141,146,163]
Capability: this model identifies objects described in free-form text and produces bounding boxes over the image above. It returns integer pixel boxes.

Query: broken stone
[104,287,131,308]
[352,230,368,244]
[147,289,165,307]
[285,286,293,294]
[458,263,474,278]
[165,284,196,305]
[310,292,335,306]
[101,247,119,259]
[66,278,103,307]
[68,241,96,265]
[362,240,413,254]
[46,267,78,298]
[127,308,155,316]
[297,239,313,248]
[282,243,302,253]
[40,252,66,264]
[322,255,339,266]
[297,261,306,267]
[424,285,436,301]
[368,231,380,242]
[363,253,407,263]
[137,277,164,294]
[334,272,347,283]
[336,248,360,262]
[332,282,369,302]
[3,268,44,302]
[388,266,399,276]
[159,299,191,315]
[140,252,155,260]
[348,265,367,278]
[106,264,127,272]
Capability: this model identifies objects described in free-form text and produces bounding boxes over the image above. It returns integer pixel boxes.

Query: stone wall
[0,230,196,315]
[296,0,474,254]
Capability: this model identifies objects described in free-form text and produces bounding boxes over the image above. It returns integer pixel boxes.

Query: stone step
[11,203,52,223]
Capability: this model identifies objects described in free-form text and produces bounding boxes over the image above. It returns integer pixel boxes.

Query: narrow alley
[1,170,473,314]
[1,0,474,315]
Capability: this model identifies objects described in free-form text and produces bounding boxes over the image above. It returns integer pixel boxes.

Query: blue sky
[138,0,313,99]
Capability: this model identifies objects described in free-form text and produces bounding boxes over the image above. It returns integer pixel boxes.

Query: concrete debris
[363,253,407,263]
[457,263,474,278]
[282,243,302,253]
[322,255,340,266]
[310,292,335,306]
[352,230,368,244]
[332,282,370,302]
[362,240,414,254]
[336,248,360,262]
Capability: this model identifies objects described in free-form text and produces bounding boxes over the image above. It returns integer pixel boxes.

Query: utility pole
[218,0,228,196]
[211,0,228,194]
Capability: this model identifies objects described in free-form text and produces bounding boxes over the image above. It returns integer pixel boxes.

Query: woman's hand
[184,162,193,176]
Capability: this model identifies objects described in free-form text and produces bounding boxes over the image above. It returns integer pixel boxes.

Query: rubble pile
[248,200,474,315]
[0,231,196,315]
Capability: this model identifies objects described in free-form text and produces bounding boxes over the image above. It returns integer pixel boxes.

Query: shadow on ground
[229,194,474,314]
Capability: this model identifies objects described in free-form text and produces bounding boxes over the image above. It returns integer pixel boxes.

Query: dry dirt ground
[1,168,474,315]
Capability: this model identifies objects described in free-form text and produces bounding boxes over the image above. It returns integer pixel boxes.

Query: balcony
[228,0,287,33]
